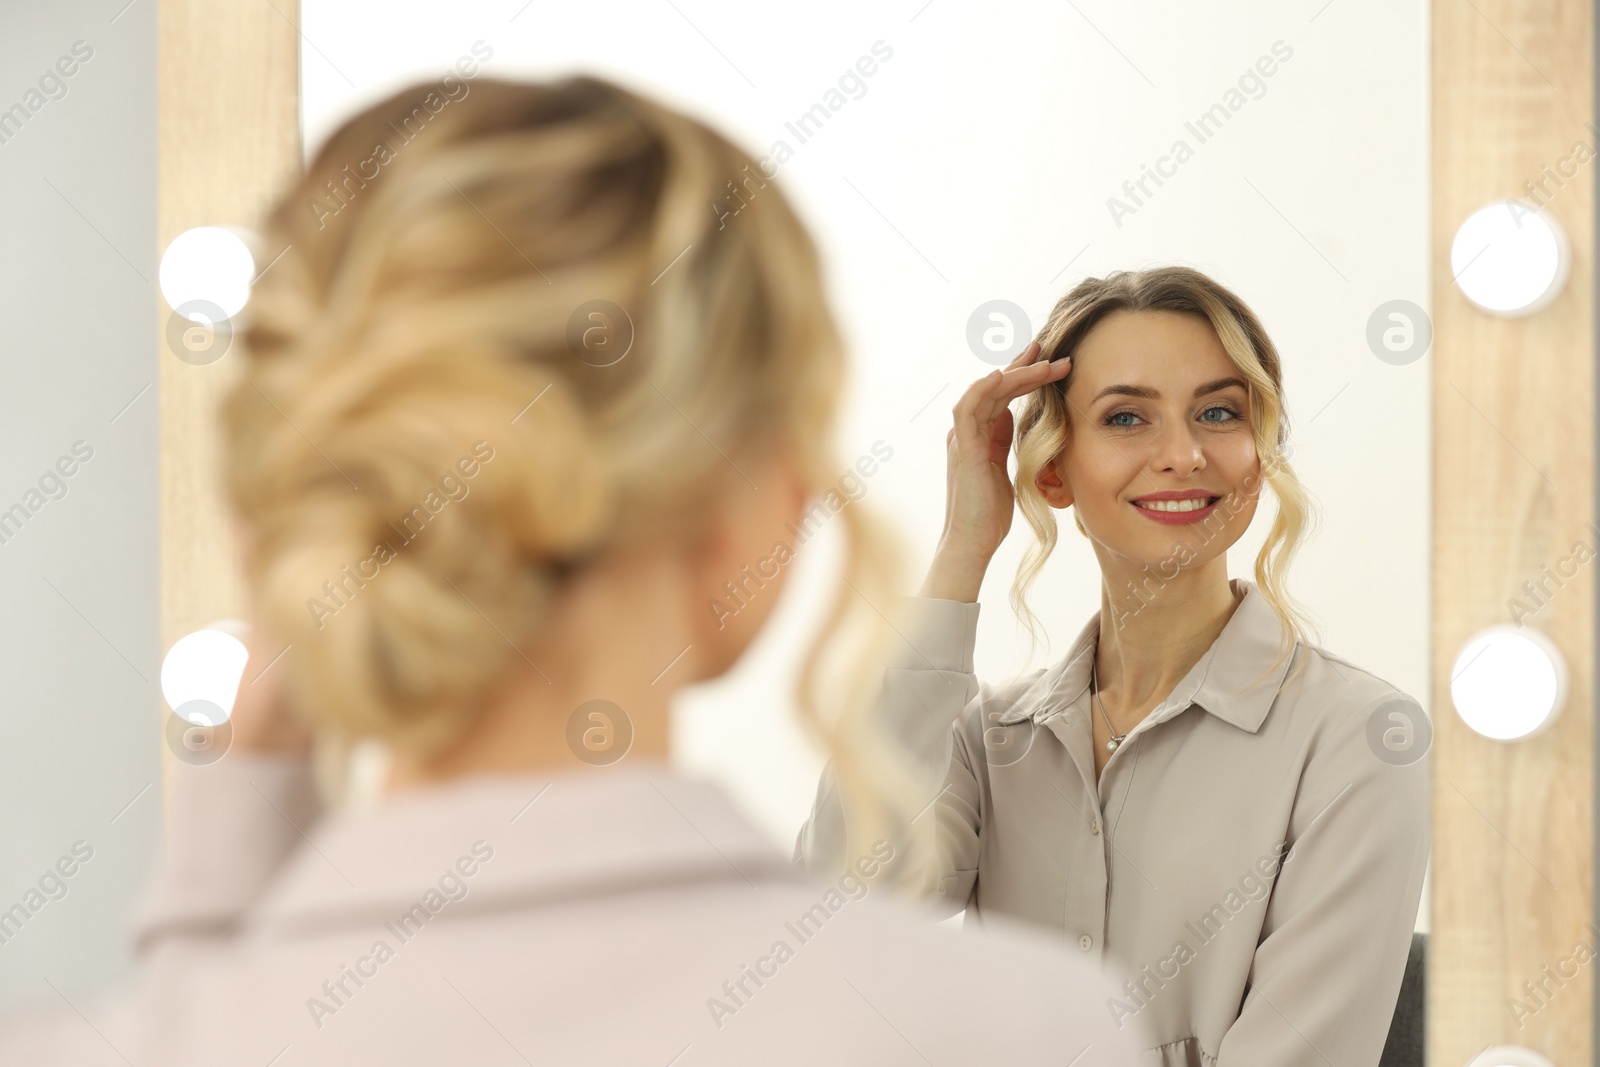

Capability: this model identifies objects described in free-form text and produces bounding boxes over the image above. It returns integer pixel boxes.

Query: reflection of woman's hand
[229,621,313,755]
[920,341,1071,602]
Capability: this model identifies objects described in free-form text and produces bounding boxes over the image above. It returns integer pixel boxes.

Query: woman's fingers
[954,361,1043,424]
[954,356,1070,446]
[948,342,1072,474]
[1000,356,1069,403]
[934,340,1073,562]
[229,622,313,753]
[1003,339,1042,370]
[987,405,1016,467]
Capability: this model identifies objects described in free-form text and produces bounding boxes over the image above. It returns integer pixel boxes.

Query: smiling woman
[798,265,1428,1066]
[1013,270,1313,645]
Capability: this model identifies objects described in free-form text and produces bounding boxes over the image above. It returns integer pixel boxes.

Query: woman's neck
[382,549,687,793]
[1092,562,1242,726]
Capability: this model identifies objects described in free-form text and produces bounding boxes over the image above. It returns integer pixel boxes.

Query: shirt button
[1078,934,1093,952]
[1090,818,1100,835]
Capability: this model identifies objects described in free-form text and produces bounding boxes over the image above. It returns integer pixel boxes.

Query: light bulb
[159,226,259,323]
[1451,202,1569,316]
[1450,626,1566,741]
[160,622,251,726]
[1465,1045,1556,1067]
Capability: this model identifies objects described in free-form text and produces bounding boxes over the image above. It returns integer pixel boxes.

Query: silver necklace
[1091,656,1127,752]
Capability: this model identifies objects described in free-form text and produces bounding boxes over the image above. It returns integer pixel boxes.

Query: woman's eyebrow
[1088,376,1248,404]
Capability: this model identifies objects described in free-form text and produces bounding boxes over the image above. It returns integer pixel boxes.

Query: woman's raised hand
[919,340,1071,602]
[229,619,314,755]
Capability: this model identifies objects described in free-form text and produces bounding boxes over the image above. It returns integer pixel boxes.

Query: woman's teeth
[1134,497,1217,513]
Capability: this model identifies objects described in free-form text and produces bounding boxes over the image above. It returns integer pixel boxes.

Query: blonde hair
[221,75,929,874]
[1013,267,1321,688]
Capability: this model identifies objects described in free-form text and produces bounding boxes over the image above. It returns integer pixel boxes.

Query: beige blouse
[797,576,1430,1066]
[0,755,1141,1065]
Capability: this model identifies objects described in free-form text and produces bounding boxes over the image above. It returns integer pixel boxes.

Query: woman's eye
[1103,404,1243,429]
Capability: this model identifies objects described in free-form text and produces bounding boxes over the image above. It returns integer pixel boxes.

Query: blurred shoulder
[804,889,1145,1063]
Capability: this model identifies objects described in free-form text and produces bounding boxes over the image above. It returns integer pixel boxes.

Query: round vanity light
[1450,626,1567,741]
[159,226,259,324]
[1465,1045,1557,1067]
[160,621,251,726]
[1450,202,1569,316]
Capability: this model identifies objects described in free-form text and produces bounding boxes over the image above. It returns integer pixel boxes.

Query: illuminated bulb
[1465,1046,1556,1067]
[1451,203,1569,316]
[160,621,250,726]
[159,226,259,323]
[1450,626,1566,741]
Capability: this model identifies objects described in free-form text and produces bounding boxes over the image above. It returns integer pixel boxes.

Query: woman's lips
[1129,496,1221,525]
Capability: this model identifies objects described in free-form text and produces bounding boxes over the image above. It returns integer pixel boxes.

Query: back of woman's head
[221,75,897,781]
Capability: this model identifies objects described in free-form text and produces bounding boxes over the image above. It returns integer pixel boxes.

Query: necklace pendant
[1106,738,1119,752]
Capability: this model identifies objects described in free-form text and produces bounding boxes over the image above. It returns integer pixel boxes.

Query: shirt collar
[250,759,806,935]
[994,577,1299,734]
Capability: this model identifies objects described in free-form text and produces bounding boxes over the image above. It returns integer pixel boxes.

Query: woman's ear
[1034,456,1074,510]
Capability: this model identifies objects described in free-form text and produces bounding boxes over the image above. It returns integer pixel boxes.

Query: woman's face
[1042,308,1262,573]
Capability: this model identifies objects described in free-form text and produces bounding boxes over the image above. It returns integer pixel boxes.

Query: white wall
[302,0,1430,926]
[0,1,159,1013]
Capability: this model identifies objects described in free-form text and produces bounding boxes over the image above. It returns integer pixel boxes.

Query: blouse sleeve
[1215,689,1430,1066]
[132,752,322,953]
[0,752,322,1062]
[793,595,990,912]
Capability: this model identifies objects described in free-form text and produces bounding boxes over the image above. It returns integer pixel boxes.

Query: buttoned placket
[1038,693,1201,961]
[1037,702,1106,959]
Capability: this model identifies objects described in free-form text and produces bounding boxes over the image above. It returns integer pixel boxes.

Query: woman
[798,268,1430,1066]
[0,77,1140,1064]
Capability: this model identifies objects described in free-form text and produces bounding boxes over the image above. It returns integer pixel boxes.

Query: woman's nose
[1148,419,1207,475]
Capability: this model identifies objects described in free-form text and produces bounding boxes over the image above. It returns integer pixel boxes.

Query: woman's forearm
[918,540,992,603]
